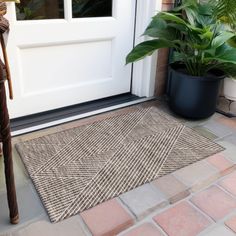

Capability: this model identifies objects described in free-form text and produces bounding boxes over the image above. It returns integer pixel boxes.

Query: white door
[6,0,136,118]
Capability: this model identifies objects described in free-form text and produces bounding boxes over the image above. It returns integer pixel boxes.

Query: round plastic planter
[169,64,225,119]
[223,77,236,101]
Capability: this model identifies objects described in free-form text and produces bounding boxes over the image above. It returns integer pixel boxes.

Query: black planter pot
[169,64,225,119]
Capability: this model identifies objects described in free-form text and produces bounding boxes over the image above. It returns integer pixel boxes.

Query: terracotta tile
[121,223,163,236]
[173,160,219,192]
[81,199,134,236]
[225,215,236,233]
[153,201,211,236]
[151,175,190,204]
[190,186,236,221]
[219,171,236,196]
[207,154,235,175]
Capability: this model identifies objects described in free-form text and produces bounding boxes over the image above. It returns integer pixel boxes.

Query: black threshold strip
[11,93,141,132]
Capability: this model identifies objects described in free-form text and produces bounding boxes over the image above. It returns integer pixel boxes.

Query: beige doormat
[16,107,224,223]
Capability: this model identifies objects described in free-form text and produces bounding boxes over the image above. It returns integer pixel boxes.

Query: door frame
[132,0,162,98]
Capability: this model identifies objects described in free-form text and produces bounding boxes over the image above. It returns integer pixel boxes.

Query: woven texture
[16,107,224,222]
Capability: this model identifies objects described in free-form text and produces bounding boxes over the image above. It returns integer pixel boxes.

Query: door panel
[7,0,136,118]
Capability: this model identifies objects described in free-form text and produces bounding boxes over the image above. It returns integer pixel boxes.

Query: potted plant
[126,0,236,119]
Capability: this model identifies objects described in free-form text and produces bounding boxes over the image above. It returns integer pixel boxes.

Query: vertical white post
[131,0,163,97]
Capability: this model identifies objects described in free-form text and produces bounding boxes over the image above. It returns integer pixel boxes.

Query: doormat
[16,107,224,223]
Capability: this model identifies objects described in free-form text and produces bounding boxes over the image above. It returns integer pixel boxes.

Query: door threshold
[11,95,155,136]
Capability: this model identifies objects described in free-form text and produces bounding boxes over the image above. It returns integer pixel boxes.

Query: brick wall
[154,0,175,96]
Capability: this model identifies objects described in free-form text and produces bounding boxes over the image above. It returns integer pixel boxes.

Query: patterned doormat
[16,107,224,223]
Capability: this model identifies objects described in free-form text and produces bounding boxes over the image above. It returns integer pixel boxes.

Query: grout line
[77,214,93,236]
[187,199,216,223]
[214,133,234,142]
[117,197,138,221]
[150,218,169,236]
[215,183,236,201]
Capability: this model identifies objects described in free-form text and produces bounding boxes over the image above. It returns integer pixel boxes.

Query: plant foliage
[126,0,236,77]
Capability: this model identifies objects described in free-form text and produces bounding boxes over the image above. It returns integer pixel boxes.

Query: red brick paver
[81,199,134,236]
[207,154,234,175]
[151,174,190,204]
[219,171,236,197]
[121,223,163,236]
[173,160,218,192]
[191,186,236,221]
[225,215,236,233]
[153,201,211,236]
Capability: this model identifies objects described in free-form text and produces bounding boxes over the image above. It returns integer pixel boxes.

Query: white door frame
[132,0,162,97]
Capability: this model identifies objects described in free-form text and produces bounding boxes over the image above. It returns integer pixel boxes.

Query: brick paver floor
[1,101,236,236]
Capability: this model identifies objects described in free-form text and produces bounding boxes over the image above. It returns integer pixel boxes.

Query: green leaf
[143,17,167,37]
[211,31,235,48]
[145,17,167,32]
[200,28,213,40]
[185,8,197,26]
[172,51,185,63]
[157,12,187,25]
[126,39,174,64]
[172,0,197,12]
[206,46,236,64]
[168,23,187,32]
[227,36,236,48]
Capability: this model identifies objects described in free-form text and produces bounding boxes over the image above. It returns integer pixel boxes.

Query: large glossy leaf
[200,30,213,40]
[172,0,197,12]
[227,36,236,48]
[144,27,178,41]
[167,23,188,32]
[206,46,236,64]
[185,8,197,26]
[144,17,167,33]
[157,12,187,25]
[126,39,174,64]
[143,17,172,39]
[198,3,213,16]
[211,31,235,48]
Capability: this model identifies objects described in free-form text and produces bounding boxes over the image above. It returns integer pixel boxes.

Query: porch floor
[1,100,236,236]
